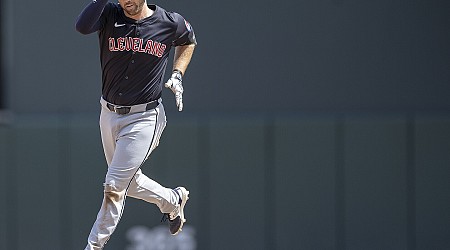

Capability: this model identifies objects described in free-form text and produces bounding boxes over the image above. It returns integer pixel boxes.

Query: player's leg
[127,171,190,235]
[98,105,116,166]
[85,106,165,250]
[127,169,179,211]
[125,103,190,235]
[123,103,178,212]
[124,103,177,211]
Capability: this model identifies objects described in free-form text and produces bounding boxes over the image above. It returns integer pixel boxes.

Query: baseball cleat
[163,187,189,235]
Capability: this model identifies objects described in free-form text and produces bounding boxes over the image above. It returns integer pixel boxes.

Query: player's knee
[103,183,123,202]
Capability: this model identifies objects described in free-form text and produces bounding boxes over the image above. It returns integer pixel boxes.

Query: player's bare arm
[173,44,196,75]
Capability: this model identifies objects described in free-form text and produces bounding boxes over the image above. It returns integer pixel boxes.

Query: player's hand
[165,70,184,112]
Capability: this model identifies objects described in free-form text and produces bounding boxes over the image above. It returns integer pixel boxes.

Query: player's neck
[125,5,154,20]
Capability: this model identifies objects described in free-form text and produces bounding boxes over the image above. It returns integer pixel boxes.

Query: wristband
[172,69,183,81]
[173,69,183,76]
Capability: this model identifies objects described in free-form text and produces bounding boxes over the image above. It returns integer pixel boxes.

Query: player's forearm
[75,0,109,34]
[173,44,196,75]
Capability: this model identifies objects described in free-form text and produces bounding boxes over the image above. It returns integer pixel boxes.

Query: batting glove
[165,70,184,112]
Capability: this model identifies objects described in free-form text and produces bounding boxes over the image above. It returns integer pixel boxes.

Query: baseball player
[75,0,197,249]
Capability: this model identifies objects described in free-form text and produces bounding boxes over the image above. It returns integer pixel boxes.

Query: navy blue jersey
[76,2,196,105]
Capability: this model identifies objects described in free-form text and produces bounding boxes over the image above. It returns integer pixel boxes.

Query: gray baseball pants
[85,98,180,250]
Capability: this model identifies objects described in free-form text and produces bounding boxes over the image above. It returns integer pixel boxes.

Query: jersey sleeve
[97,3,115,31]
[171,13,197,46]
[75,0,111,34]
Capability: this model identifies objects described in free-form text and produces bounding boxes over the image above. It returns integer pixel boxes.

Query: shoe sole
[173,187,189,235]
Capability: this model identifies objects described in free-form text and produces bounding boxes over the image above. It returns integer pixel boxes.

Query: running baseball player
[75,0,196,249]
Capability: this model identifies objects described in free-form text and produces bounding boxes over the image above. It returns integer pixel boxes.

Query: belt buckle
[114,106,130,115]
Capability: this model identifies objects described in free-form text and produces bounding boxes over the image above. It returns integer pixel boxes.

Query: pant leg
[85,104,171,250]
[99,105,116,166]
[125,102,178,213]
[127,169,179,213]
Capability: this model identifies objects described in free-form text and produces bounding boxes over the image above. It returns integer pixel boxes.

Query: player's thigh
[99,108,116,165]
[105,115,158,189]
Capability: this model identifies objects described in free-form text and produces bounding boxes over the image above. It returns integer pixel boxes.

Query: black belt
[106,101,159,115]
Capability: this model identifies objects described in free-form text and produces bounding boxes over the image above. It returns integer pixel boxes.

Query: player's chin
[125,10,137,16]
[125,7,140,16]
